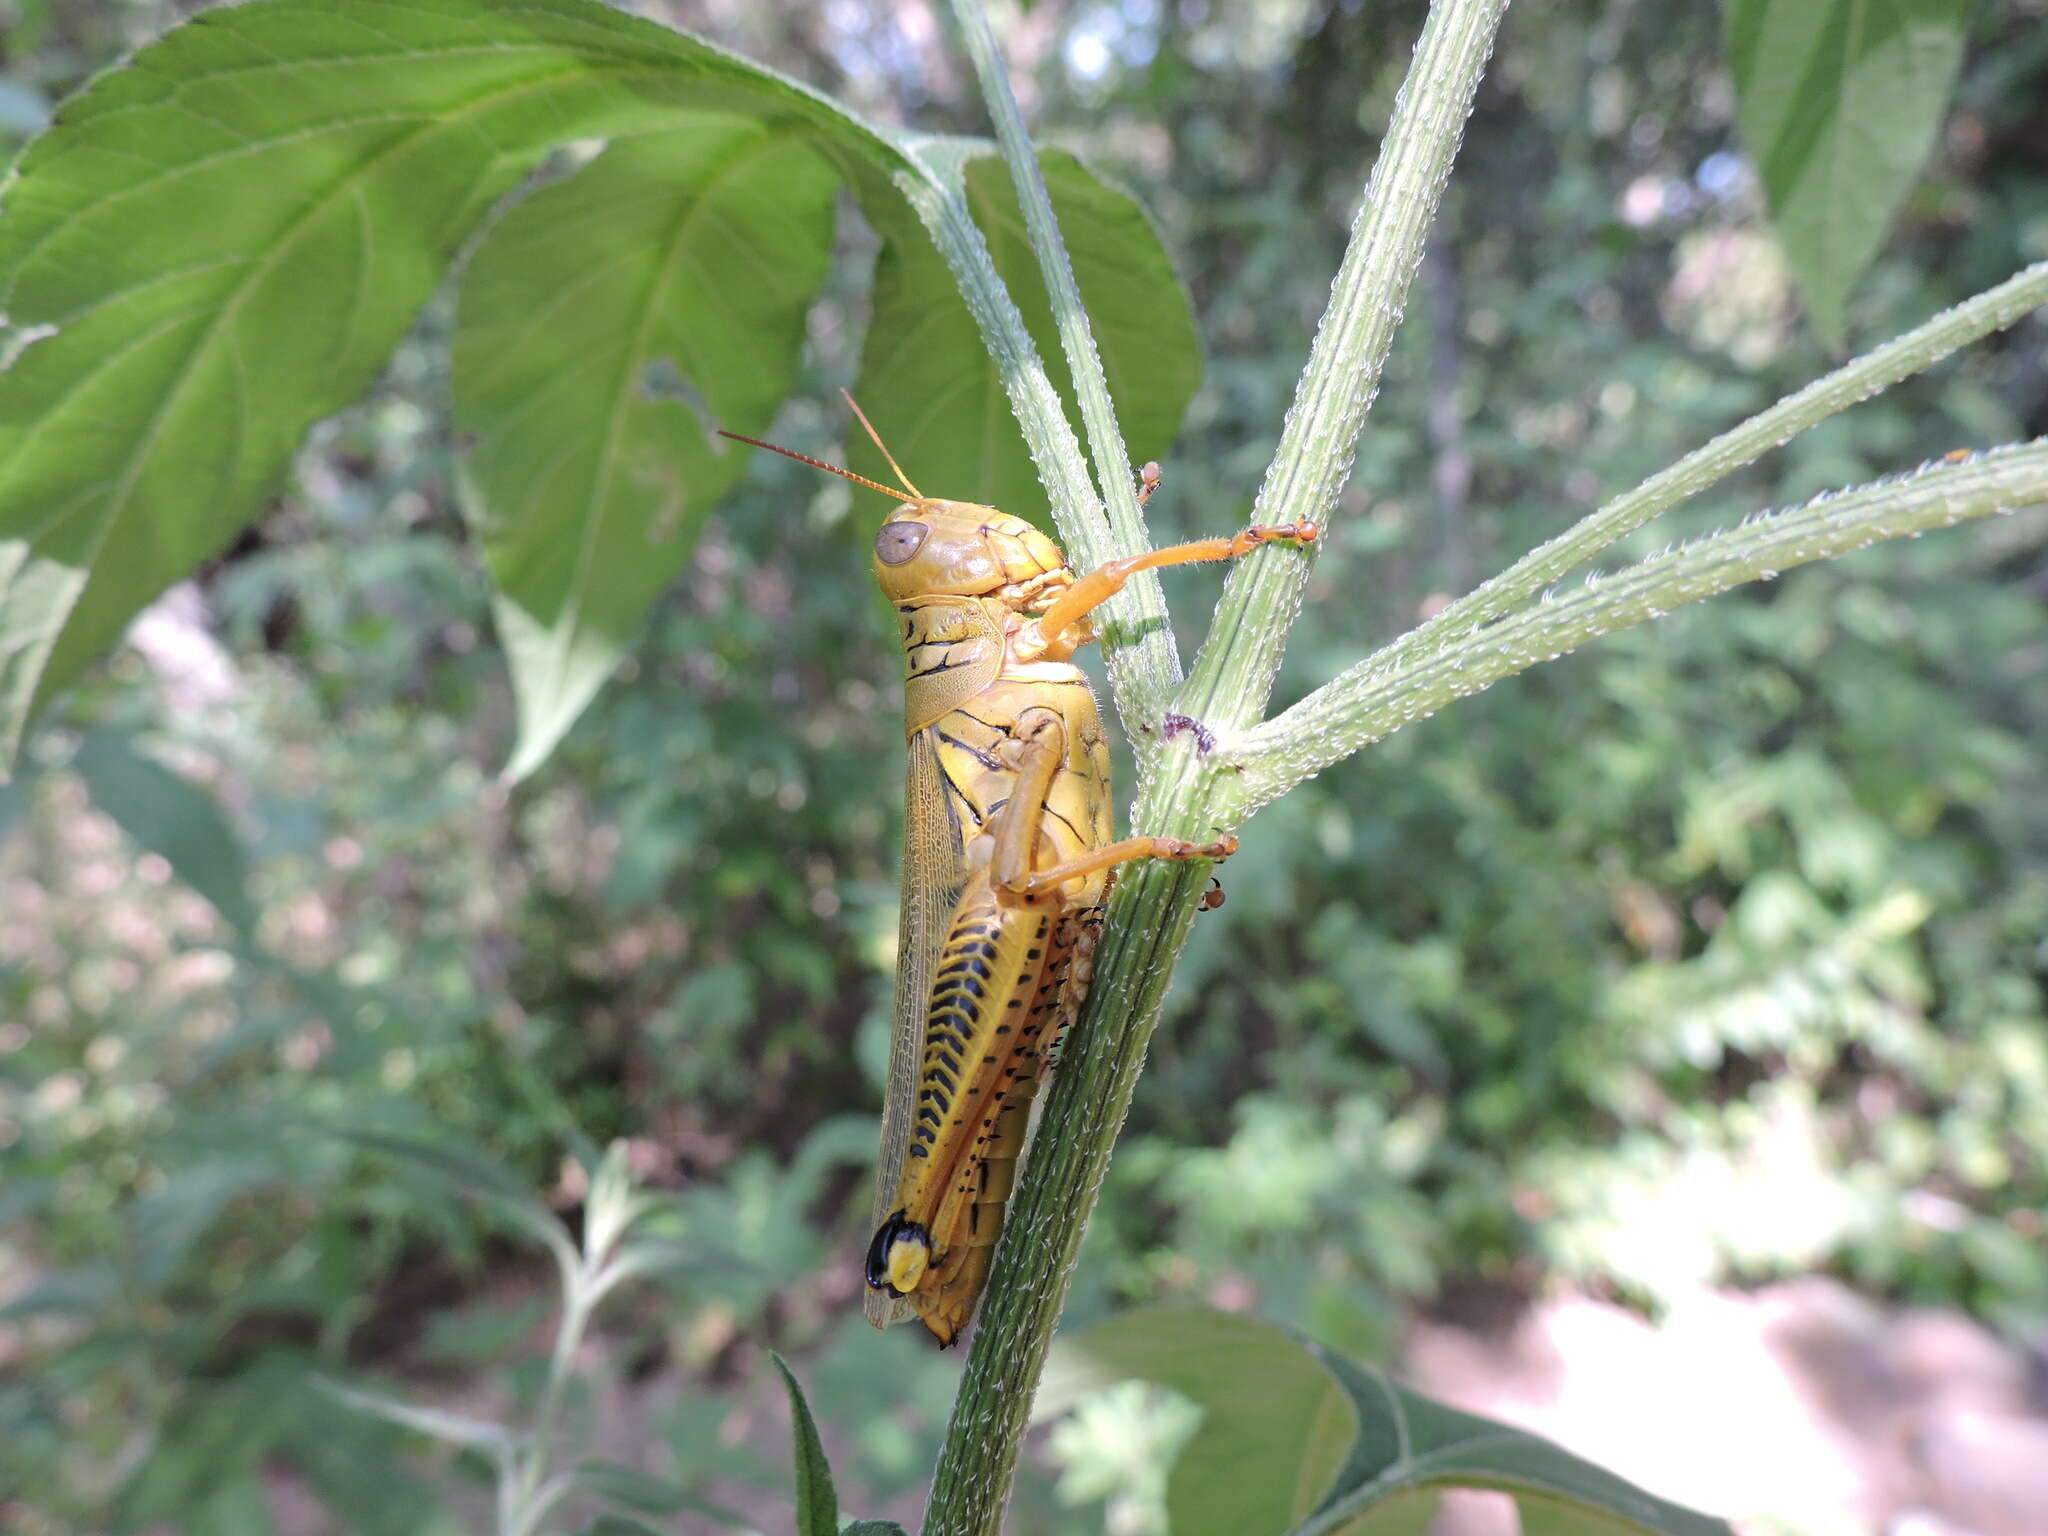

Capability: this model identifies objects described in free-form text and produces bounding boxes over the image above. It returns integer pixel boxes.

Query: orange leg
[1037,521,1318,656]
[988,710,1238,900]
[988,711,1067,891]
[1009,833,1238,901]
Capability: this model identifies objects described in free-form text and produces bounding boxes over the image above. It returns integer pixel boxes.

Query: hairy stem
[891,157,1169,729]
[1236,443,2048,804]
[918,2,1509,1531]
[920,852,1213,1536]
[1360,259,2048,681]
[1176,0,1508,732]
[507,1284,591,1532]
[947,0,1178,721]
[895,1,2046,1530]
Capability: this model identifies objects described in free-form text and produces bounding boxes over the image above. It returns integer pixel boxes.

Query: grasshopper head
[871,501,1066,602]
[719,398,1070,608]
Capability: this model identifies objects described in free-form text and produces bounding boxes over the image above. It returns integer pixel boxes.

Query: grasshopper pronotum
[721,401,1314,1345]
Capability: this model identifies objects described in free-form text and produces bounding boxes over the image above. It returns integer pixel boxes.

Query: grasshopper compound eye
[875,520,930,565]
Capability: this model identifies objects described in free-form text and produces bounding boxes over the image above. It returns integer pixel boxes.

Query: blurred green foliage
[2,0,2044,1532]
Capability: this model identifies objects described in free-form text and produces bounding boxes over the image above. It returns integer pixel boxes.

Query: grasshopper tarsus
[1248,519,1318,550]
[1132,833,1237,863]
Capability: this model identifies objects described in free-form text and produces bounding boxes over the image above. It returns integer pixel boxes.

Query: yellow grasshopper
[722,402,1315,1346]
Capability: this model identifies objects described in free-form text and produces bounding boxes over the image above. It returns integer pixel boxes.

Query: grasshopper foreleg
[1034,520,1319,657]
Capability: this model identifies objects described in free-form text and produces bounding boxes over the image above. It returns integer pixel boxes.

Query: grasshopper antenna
[716,429,916,504]
[839,389,924,499]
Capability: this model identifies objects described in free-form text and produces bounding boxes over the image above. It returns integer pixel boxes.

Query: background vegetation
[1,0,2044,1531]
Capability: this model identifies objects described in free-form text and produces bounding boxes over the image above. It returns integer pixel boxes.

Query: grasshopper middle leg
[989,709,1235,903]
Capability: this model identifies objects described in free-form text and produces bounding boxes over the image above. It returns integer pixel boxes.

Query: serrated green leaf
[974,150,1200,468]
[0,0,1182,773]
[457,126,837,780]
[849,144,1200,528]
[0,0,914,770]
[1725,0,1969,346]
[771,1352,839,1536]
[72,732,257,936]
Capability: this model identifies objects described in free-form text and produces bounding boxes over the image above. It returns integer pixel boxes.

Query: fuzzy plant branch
[890,3,2044,1532]
[918,3,1511,1533]
[1234,442,2048,805]
[891,156,1174,729]
[889,159,1104,553]
[919,849,1214,1536]
[945,0,1179,719]
[1176,0,1509,732]
[1359,259,2048,682]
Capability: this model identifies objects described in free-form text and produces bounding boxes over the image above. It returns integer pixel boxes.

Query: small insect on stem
[721,395,1315,1346]
[1161,711,1218,757]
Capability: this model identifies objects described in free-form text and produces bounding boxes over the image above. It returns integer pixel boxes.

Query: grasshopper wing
[867,726,966,1327]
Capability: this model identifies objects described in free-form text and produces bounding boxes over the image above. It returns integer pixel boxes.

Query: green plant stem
[508,1283,593,1534]
[891,157,1172,730]
[1357,258,2048,680]
[917,4,1508,1533]
[1176,0,1509,734]
[919,852,1212,1536]
[902,2,2044,1530]
[945,0,1173,719]
[889,156,1104,552]
[1235,442,2048,804]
